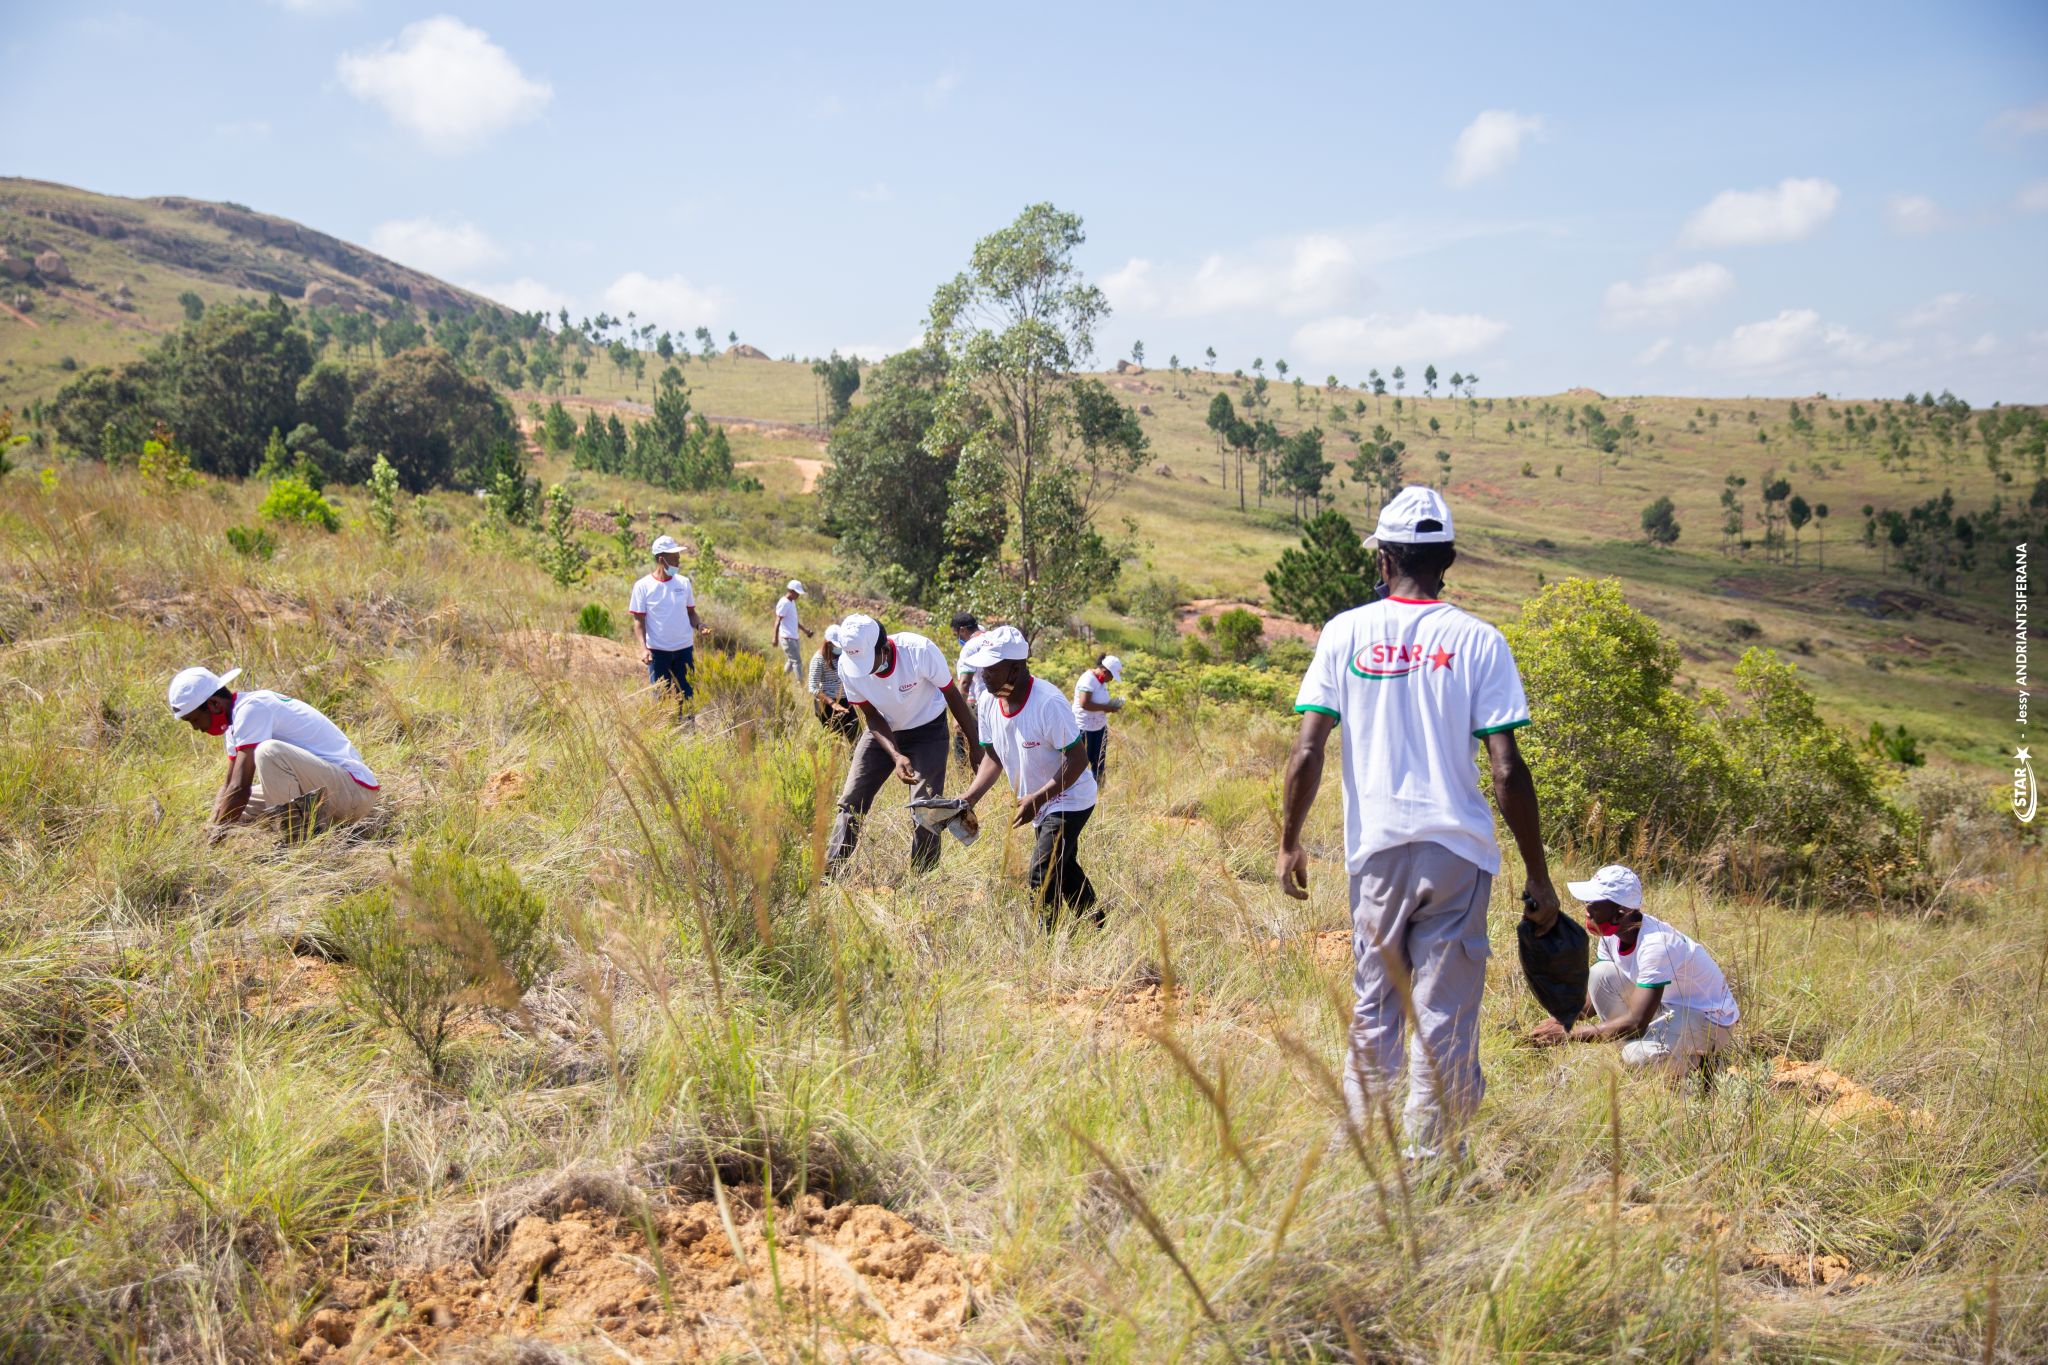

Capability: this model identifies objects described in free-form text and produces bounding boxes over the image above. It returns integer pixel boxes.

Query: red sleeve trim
[235,743,261,753]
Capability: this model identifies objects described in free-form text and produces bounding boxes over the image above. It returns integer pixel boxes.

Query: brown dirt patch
[501,629,642,681]
[1175,598,1318,644]
[736,455,825,493]
[1769,1058,1932,1128]
[320,1187,981,1359]
[1575,1199,1871,1291]
[225,954,347,1017]
[1051,977,1206,1043]
[1255,930,1353,971]
[481,767,529,807]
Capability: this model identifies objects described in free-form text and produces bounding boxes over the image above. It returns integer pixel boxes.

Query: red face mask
[1587,917,1620,937]
[203,698,234,736]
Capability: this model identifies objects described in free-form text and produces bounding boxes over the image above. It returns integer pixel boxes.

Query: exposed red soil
[1175,598,1319,644]
[480,766,529,807]
[1768,1058,1932,1128]
[1051,978,1206,1042]
[500,628,643,681]
[307,1187,982,1360]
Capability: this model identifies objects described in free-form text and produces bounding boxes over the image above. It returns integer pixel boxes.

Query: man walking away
[630,535,707,700]
[959,626,1102,925]
[168,665,379,841]
[1530,865,1739,1076]
[1071,653,1125,788]
[829,614,983,878]
[1277,485,1559,1162]
[774,580,812,679]
[808,626,859,740]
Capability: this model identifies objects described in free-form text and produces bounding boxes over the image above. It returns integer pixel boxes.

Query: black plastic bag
[1516,891,1589,1030]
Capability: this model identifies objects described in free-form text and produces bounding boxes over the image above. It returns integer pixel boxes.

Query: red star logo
[1428,645,1455,671]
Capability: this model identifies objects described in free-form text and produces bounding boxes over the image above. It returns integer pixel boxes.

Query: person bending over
[168,665,379,842]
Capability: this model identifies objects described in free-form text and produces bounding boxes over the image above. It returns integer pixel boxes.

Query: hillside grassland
[1,464,2042,1362]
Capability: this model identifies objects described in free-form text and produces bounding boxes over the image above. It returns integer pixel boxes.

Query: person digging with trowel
[168,665,380,842]
[949,625,1102,925]
[1529,864,1739,1075]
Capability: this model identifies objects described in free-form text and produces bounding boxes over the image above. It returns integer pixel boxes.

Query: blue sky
[6,1,2047,400]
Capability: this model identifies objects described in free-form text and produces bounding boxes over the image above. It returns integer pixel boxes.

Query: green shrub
[224,525,276,560]
[324,846,555,1078]
[539,483,586,586]
[1208,607,1265,663]
[577,603,616,638]
[259,476,339,532]
[367,452,400,540]
[1864,721,1925,767]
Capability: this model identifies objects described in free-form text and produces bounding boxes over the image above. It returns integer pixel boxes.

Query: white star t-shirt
[629,572,696,650]
[1598,913,1740,1026]
[226,690,378,788]
[1294,596,1529,875]
[977,675,1097,825]
[842,632,956,731]
[1072,669,1112,732]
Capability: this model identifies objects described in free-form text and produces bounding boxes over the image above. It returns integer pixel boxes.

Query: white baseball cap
[960,623,1029,668]
[168,665,241,718]
[650,534,683,557]
[822,624,841,648]
[1101,655,1125,682]
[787,579,806,595]
[834,614,884,677]
[1365,485,1455,549]
[1567,864,1644,911]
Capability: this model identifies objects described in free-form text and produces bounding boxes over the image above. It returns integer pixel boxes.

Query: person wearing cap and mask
[807,625,859,740]
[1070,654,1125,788]
[1529,865,1739,1074]
[827,614,984,877]
[1277,485,1558,1162]
[957,626,1101,924]
[166,665,379,841]
[629,535,708,700]
[772,580,813,679]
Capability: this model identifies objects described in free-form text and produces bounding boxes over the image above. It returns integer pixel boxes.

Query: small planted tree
[540,483,586,586]
[1206,606,1266,662]
[1641,495,1681,545]
[1265,508,1376,625]
[260,476,339,532]
[368,453,400,540]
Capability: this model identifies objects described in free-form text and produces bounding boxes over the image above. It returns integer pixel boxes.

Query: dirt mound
[481,767,529,807]
[1769,1058,1932,1128]
[501,629,642,681]
[1052,977,1205,1042]
[1575,1198,1872,1291]
[1563,386,1608,399]
[316,1187,980,1359]
[1744,1247,1869,1289]
[1176,598,1318,644]
[726,343,771,360]
[1256,930,1352,971]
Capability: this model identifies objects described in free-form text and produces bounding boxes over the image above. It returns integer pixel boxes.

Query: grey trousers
[1590,960,1735,1074]
[779,636,803,677]
[1345,841,1493,1158]
[826,715,949,875]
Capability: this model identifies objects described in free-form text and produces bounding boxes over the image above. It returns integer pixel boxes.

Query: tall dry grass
[0,464,2041,1361]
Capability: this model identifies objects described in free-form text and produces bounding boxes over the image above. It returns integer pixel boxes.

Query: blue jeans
[649,645,695,699]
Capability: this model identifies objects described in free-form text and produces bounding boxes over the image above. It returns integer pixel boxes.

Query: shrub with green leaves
[367,452,400,540]
[324,846,555,1078]
[539,483,586,586]
[224,525,276,560]
[577,602,615,638]
[1206,607,1265,663]
[259,476,339,532]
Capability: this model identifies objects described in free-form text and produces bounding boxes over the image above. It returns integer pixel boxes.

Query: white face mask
[656,561,676,579]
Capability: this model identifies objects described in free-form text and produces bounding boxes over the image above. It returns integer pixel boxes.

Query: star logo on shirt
[1428,645,1456,671]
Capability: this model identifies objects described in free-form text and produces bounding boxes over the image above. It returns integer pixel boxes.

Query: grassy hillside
[1,463,2038,1360]
[0,178,499,411]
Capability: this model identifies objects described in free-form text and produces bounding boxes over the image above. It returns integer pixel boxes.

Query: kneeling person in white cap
[1071,653,1125,788]
[167,666,379,841]
[958,626,1101,924]
[772,580,812,679]
[829,614,984,877]
[1530,864,1739,1075]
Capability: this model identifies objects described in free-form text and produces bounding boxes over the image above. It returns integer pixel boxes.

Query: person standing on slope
[958,626,1102,924]
[1277,485,1558,1162]
[168,665,379,841]
[1071,653,1125,788]
[629,535,708,700]
[772,579,812,679]
[828,614,984,878]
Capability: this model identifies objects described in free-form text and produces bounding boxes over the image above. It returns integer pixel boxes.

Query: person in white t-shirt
[828,614,984,878]
[958,625,1102,924]
[1530,865,1739,1075]
[950,613,985,705]
[168,665,379,840]
[1278,485,1558,1161]
[1070,654,1125,788]
[771,579,813,678]
[629,535,708,700]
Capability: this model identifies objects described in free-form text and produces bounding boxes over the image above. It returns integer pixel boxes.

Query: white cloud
[1635,338,1673,366]
[1884,193,1946,236]
[466,277,572,316]
[368,217,507,276]
[337,16,551,152]
[2018,180,2048,214]
[1291,310,1508,368]
[1600,262,1734,328]
[1104,234,1362,319]
[1687,308,1906,373]
[1900,291,1969,329]
[1969,332,1999,357]
[852,181,891,203]
[1992,101,2048,135]
[1679,177,1839,247]
[1446,110,1542,188]
[600,271,725,327]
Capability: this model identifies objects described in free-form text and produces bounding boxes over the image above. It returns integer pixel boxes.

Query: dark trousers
[1028,805,1099,925]
[827,715,949,875]
[1082,727,1108,788]
[649,645,695,700]
[814,696,860,741]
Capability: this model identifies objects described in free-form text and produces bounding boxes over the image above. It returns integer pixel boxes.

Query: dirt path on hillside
[738,456,824,493]
[0,299,38,328]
